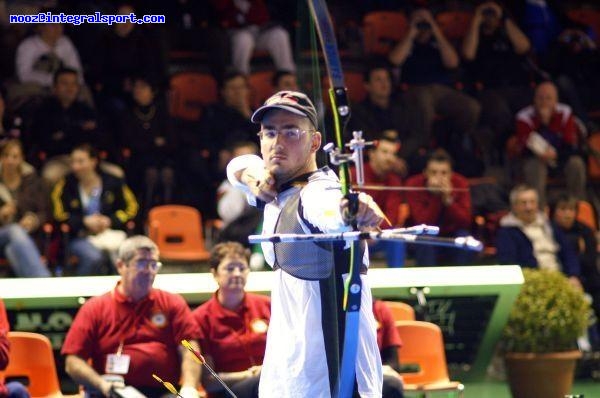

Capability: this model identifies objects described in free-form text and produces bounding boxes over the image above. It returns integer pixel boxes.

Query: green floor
[402,380,600,397]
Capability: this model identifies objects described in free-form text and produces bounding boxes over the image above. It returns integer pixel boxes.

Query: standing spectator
[508,81,585,206]
[372,300,404,398]
[28,68,100,184]
[551,194,600,333]
[14,21,83,96]
[495,185,581,286]
[389,8,481,174]
[351,131,405,267]
[62,235,201,398]
[210,0,296,74]
[0,139,50,277]
[193,241,270,398]
[462,1,533,162]
[0,298,30,397]
[119,76,176,213]
[405,149,472,266]
[51,144,138,276]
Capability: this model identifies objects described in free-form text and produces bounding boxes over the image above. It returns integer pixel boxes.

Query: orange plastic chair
[148,205,210,262]
[435,11,473,42]
[169,72,218,121]
[396,321,465,397]
[362,11,408,55]
[2,332,62,398]
[577,200,597,231]
[382,301,415,322]
[248,70,275,109]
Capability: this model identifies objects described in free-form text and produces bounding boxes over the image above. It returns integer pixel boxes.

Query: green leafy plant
[502,268,590,353]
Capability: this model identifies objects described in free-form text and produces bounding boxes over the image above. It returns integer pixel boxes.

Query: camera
[482,7,497,17]
[416,21,431,31]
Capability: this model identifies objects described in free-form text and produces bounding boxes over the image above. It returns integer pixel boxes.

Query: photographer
[389,8,481,176]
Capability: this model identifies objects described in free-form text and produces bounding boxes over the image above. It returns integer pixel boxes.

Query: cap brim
[251,104,309,124]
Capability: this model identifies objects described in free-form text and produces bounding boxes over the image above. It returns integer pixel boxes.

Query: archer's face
[259,109,321,184]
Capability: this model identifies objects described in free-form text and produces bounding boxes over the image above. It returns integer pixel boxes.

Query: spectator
[495,185,581,287]
[551,194,600,332]
[50,144,138,276]
[193,241,270,398]
[508,81,585,206]
[271,70,298,92]
[347,62,417,170]
[405,149,472,266]
[462,1,533,163]
[351,131,405,267]
[0,297,30,397]
[216,141,261,247]
[61,235,201,398]
[372,300,404,398]
[14,20,83,95]
[119,75,176,213]
[28,67,101,184]
[0,139,50,277]
[389,8,481,175]
[210,0,296,74]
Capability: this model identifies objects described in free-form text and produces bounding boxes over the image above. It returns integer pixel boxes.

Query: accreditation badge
[105,353,131,374]
[250,318,268,334]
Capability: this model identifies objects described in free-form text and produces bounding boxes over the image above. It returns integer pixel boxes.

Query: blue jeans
[0,224,50,277]
[6,381,30,398]
[413,229,475,266]
[69,238,105,276]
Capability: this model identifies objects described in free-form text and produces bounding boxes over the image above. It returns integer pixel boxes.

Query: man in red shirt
[405,149,472,266]
[352,130,406,267]
[372,300,404,398]
[510,81,586,206]
[0,299,29,398]
[193,242,270,398]
[61,235,201,398]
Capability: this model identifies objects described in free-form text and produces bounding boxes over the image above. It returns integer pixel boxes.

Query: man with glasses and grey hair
[227,90,384,397]
[62,235,202,398]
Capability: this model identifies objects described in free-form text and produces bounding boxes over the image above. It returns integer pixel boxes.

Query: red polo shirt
[193,292,271,373]
[372,300,402,351]
[351,163,403,226]
[61,283,201,387]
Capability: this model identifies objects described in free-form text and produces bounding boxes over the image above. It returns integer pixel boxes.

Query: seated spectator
[27,67,102,184]
[62,235,201,398]
[372,300,404,398]
[209,0,295,75]
[50,144,138,276]
[496,185,581,287]
[271,70,298,92]
[119,75,176,213]
[0,297,30,397]
[389,8,481,175]
[193,241,270,398]
[13,20,83,100]
[0,139,50,277]
[217,141,261,247]
[551,194,600,334]
[348,62,408,142]
[509,81,585,206]
[462,1,533,163]
[405,149,472,266]
[351,131,405,267]
[91,4,165,118]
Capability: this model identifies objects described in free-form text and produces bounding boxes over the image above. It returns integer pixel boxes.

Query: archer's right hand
[240,167,277,203]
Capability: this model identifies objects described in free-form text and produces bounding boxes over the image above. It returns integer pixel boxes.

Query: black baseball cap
[251,90,318,128]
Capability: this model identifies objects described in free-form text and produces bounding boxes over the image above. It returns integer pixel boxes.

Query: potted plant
[502,268,590,398]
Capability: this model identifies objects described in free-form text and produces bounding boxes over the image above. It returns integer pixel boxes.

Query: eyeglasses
[257,128,313,141]
[131,259,162,272]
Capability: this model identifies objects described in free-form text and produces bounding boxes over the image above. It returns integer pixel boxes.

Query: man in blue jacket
[496,184,582,288]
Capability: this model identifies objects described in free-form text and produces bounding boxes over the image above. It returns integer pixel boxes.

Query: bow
[305,1,362,396]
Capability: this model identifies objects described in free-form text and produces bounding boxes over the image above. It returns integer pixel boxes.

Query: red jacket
[0,299,10,397]
[210,0,270,28]
[351,163,403,226]
[404,173,471,235]
[513,103,578,156]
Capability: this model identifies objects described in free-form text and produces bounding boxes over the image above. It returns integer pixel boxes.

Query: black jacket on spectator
[50,171,138,238]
